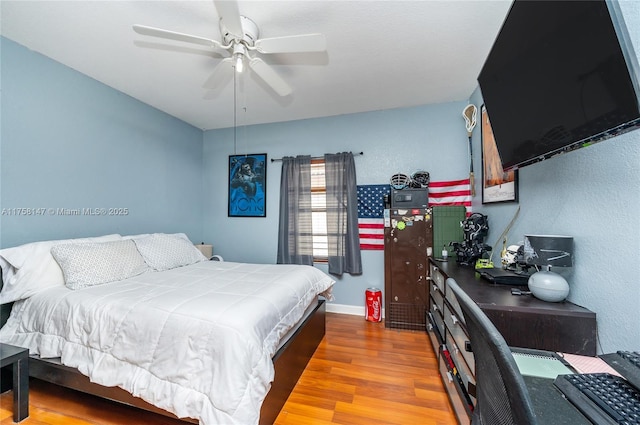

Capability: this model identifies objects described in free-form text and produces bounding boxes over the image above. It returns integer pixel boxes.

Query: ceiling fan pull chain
[233,69,237,156]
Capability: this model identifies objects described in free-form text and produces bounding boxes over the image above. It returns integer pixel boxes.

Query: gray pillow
[133,233,206,271]
[51,239,149,290]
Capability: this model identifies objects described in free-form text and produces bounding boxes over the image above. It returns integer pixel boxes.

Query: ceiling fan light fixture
[232,43,247,73]
[134,1,327,97]
[234,53,244,73]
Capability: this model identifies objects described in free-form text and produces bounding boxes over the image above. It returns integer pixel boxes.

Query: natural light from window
[310,160,327,259]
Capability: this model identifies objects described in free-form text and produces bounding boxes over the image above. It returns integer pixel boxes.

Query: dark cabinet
[384,208,433,330]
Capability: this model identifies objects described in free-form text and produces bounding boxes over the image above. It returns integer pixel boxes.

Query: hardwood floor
[1,313,456,425]
[274,313,455,425]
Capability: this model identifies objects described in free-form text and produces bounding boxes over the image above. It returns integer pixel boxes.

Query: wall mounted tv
[478,0,640,171]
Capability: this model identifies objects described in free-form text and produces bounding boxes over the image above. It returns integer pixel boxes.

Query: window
[310,159,327,260]
[277,152,361,274]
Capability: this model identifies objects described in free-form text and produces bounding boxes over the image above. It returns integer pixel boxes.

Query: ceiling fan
[133,0,326,97]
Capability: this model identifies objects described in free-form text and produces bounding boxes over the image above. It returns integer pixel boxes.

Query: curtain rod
[270,151,364,162]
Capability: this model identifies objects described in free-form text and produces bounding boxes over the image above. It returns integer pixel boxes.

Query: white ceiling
[1,1,513,130]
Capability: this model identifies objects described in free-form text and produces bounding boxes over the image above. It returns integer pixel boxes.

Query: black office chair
[447,278,538,425]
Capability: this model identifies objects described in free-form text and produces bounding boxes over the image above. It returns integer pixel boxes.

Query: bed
[0,233,334,425]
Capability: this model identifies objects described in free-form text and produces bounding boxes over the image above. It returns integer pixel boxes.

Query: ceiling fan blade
[213,0,243,38]
[203,58,234,90]
[133,24,221,49]
[255,33,326,54]
[249,57,292,97]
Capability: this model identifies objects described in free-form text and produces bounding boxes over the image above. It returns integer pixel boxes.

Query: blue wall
[0,37,204,247]
[469,0,640,353]
[202,1,640,353]
[202,102,470,310]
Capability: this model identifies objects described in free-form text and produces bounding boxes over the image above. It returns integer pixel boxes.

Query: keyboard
[620,352,640,367]
[601,351,640,391]
[475,267,530,286]
[554,373,640,424]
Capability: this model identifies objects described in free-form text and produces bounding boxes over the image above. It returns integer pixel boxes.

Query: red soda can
[365,288,382,322]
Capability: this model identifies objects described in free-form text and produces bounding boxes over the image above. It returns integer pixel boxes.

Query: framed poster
[228,153,267,217]
[481,105,518,204]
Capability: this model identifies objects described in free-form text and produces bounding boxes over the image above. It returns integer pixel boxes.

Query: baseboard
[325,303,385,318]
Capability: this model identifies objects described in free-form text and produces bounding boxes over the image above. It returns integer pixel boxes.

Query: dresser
[427,258,597,423]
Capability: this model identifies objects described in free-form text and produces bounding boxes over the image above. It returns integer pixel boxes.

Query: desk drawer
[445,280,464,322]
[430,282,444,311]
[430,264,445,292]
[446,331,476,398]
[430,299,445,340]
[444,301,474,375]
[428,311,444,349]
[439,347,473,420]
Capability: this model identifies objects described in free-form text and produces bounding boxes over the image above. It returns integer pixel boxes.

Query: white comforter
[0,261,334,425]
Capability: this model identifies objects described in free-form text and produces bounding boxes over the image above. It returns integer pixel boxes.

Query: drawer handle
[451,314,459,325]
[432,284,438,291]
[432,304,439,312]
[465,341,472,353]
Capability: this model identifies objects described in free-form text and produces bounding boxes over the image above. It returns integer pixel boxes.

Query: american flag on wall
[428,178,473,217]
[357,185,390,251]
[357,179,472,251]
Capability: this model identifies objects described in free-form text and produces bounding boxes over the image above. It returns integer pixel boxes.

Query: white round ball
[528,271,569,302]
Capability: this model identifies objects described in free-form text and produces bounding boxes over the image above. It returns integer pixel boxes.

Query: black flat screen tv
[478,0,640,171]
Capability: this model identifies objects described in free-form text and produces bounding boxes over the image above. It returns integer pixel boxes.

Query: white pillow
[122,232,190,242]
[0,234,122,303]
[134,233,207,271]
[51,239,149,290]
[121,233,151,240]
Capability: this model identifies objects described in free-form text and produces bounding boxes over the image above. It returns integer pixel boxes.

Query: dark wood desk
[0,343,29,422]
[428,258,598,423]
[432,259,597,356]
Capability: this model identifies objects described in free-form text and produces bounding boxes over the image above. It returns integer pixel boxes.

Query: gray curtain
[325,152,362,275]
[277,155,314,266]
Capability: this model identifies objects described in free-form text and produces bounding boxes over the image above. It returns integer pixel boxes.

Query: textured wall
[203,101,470,309]
[1,37,204,247]
[469,1,640,353]
[3,1,638,353]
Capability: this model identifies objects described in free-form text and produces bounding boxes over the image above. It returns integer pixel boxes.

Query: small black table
[0,343,29,422]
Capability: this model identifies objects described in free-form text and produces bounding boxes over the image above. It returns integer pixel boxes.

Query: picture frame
[481,105,518,204]
[228,153,267,217]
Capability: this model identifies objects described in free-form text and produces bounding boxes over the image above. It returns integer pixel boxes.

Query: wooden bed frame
[1,299,326,425]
